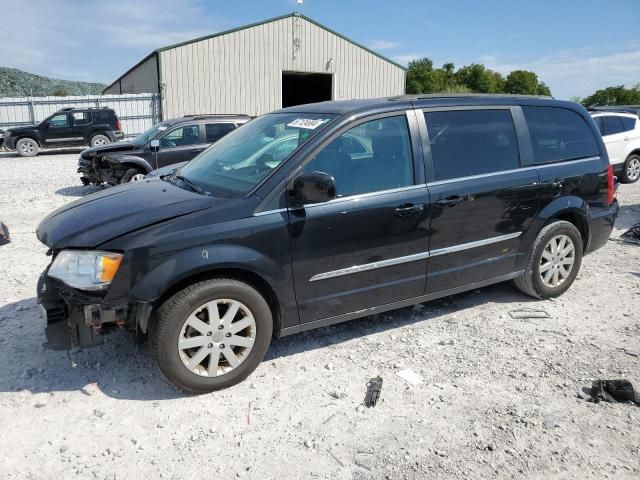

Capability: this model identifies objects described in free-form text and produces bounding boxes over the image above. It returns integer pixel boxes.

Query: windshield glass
[131,121,173,145]
[176,113,336,196]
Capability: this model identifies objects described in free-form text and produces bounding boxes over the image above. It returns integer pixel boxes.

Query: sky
[0,0,638,99]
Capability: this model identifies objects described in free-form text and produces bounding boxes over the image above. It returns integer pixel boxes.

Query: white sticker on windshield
[157,126,168,131]
[287,118,329,130]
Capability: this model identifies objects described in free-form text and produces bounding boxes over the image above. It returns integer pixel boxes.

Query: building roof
[103,12,406,94]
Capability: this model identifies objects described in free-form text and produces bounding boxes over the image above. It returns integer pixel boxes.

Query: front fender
[106,154,153,173]
[515,196,590,269]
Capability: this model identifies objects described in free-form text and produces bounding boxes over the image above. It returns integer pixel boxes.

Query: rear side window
[621,116,637,132]
[205,123,236,143]
[73,111,92,125]
[424,109,519,181]
[602,116,624,135]
[93,111,113,124]
[523,106,599,164]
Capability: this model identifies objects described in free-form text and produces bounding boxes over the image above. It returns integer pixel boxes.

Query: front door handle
[436,195,464,207]
[395,203,424,217]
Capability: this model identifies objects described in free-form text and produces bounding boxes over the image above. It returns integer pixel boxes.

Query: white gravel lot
[0,149,639,480]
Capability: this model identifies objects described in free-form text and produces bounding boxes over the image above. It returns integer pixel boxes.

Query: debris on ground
[509,308,551,320]
[0,221,9,245]
[579,380,640,405]
[620,222,640,245]
[363,376,383,407]
[396,369,423,386]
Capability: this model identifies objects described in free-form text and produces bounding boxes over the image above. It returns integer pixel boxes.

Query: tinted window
[303,115,414,197]
[593,116,605,135]
[48,114,69,127]
[93,111,112,124]
[602,116,624,135]
[621,116,637,132]
[424,109,519,181]
[523,106,599,163]
[73,111,92,125]
[160,125,200,147]
[205,123,236,143]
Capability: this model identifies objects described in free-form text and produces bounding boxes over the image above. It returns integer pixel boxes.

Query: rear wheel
[149,278,273,393]
[514,220,583,299]
[90,134,110,148]
[16,138,40,157]
[121,168,146,184]
[621,154,640,183]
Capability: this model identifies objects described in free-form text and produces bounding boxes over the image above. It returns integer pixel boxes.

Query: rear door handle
[624,136,631,141]
[395,203,424,217]
[436,195,464,207]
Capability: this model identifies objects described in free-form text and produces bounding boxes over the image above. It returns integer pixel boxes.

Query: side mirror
[42,121,50,128]
[149,139,160,152]
[291,171,336,206]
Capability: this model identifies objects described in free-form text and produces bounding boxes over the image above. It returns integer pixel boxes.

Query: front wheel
[149,278,273,393]
[621,154,640,183]
[121,168,146,183]
[514,220,583,299]
[16,138,40,157]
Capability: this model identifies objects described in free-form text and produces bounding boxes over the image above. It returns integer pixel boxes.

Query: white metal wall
[104,55,159,95]
[159,16,405,118]
[0,94,161,138]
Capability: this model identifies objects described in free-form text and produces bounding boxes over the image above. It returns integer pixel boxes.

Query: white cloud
[0,0,215,83]
[368,40,401,51]
[478,42,640,99]
[393,53,428,66]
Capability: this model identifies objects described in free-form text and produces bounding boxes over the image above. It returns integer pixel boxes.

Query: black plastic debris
[0,221,9,246]
[621,222,640,245]
[580,380,639,405]
[364,376,383,408]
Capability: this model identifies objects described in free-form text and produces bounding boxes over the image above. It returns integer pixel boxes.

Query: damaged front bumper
[37,273,132,350]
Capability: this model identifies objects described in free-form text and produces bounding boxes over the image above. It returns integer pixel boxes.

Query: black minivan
[36,95,618,393]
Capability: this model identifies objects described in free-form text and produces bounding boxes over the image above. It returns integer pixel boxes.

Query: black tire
[514,220,583,299]
[621,154,640,184]
[149,278,273,393]
[90,134,110,148]
[16,137,40,157]
[120,168,146,184]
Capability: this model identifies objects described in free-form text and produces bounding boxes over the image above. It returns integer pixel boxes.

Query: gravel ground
[0,150,639,480]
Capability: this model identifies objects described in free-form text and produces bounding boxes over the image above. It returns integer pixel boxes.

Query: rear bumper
[586,200,619,253]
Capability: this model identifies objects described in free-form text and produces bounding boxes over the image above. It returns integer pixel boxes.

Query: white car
[591,111,640,183]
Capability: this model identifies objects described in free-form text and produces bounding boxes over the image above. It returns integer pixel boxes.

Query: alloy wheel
[626,157,640,182]
[20,141,35,154]
[539,234,575,288]
[130,173,145,182]
[177,299,256,377]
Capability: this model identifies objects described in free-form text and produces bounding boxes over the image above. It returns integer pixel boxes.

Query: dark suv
[36,95,618,393]
[4,107,123,157]
[78,114,252,185]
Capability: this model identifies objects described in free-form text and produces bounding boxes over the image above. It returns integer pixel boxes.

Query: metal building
[103,13,406,119]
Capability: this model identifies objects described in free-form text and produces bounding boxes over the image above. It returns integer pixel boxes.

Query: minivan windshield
[131,121,173,145]
[174,113,336,196]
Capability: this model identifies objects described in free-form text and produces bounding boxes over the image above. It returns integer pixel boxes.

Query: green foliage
[0,67,105,97]
[405,58,551,97]
[581,85,640,108]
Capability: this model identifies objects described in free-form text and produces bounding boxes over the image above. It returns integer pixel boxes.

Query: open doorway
[282,71,333,108]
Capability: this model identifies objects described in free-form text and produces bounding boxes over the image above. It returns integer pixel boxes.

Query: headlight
[48,250,123,291]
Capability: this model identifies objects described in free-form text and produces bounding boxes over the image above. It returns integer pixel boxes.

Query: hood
[6,124,36,132]
[37,178,217,249]
[147,161,188,177]
[82,141,140,158]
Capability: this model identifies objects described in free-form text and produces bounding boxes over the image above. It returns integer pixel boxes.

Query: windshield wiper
[172,174,206,195]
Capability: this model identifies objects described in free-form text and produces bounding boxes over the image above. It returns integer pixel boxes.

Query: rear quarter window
[621,116,637,132]
[523,106,599,164]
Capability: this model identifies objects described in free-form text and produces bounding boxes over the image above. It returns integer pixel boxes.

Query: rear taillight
[115,119,122,131]
[607,164,615,206]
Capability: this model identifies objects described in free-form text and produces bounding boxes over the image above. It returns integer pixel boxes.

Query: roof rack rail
[389,93,554,101]
[58,107,75,111]
[182,113,250,118]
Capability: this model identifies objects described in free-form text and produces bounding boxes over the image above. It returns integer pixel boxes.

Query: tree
[504,70,539,95]
[581,85,640,107]
[455,64,503,93]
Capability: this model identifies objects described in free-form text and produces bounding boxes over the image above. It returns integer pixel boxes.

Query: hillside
[0,67,106,97]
